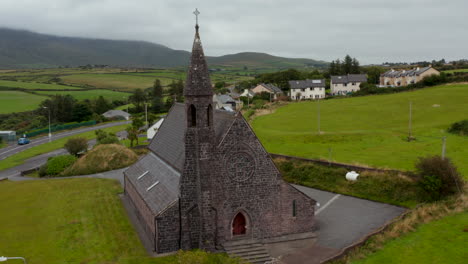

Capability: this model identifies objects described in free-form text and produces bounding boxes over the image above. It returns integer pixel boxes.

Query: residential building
[251,83,284,99]
[213,94,242,111]
[240,89,255,98]
[123,21,316,254]
[289,79,326,100]
[380,66,440,87]
[330,74,367,95]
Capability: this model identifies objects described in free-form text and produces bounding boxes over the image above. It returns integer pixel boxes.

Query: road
[0,121,130,161]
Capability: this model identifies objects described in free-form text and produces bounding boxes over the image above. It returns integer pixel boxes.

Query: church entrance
[232,213,246,236]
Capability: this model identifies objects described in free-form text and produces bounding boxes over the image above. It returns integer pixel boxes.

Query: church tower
[179,9,217,251]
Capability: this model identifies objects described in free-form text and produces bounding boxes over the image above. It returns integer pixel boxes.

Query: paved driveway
[293,184,406,250]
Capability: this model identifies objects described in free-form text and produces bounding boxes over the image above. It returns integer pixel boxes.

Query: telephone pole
[441,136,446,159]
[317,99,321,134]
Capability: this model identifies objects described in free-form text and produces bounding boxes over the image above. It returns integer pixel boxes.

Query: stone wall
[156,202,181,253]
[124,176,156,250]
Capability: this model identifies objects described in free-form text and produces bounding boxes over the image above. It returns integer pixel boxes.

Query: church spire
[184,8,213,97]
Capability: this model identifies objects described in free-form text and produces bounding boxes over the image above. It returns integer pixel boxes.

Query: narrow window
[292,200,297,217]
[207,104,212,127]
[188,104,196,127]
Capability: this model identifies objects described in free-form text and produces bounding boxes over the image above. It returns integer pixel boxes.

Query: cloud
[0,0,466,64]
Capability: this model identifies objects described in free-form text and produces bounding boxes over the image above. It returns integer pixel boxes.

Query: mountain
[0,28,328,69]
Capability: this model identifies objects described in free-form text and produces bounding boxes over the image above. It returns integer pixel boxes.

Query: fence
[24,120,97,138]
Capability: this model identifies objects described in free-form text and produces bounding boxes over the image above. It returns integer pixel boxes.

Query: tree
[168,80,184,102]
[343,55,353,74]
[364,66,385,84]
[64,137,88,156]
[351,58,360,74]
[94,96,111,114]
[72,102,92,122]
[328,60,336,75]
[416,155,463,201]
[151,79,164,113]
[126,125,139,147]
[95,129,119,144]
[129,88,147,112]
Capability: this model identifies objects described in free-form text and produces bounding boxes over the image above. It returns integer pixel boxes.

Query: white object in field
[346,171,359,181]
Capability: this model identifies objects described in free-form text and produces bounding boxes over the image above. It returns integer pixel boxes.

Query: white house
[147,118,164,140]
[240,89,255,98]
[289,79,326,100]
[330,74,367,95]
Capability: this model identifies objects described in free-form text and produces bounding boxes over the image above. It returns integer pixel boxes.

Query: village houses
[251,83,284,99]
[289,79,326,100]
[330,74,367,95]
[379,66,440,87]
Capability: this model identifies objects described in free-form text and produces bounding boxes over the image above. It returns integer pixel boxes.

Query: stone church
[123,20,316,254]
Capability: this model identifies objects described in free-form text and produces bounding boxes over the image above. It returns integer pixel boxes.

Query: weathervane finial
[193,8,200,25]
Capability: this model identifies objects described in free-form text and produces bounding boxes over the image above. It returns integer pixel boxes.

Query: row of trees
[129,79,184,113]
[329,55,361,75]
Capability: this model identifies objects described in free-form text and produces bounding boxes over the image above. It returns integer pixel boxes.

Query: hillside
[0,28,328,69]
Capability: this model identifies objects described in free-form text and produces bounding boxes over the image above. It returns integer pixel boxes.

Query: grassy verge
[0,124,128,171]
[275,158,423,208]
[0,178,241,264]
[332,189,467,264]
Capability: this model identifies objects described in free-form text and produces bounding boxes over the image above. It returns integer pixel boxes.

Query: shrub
[415,155,464,201]
[252,99,266,109]
[46,155,77,176]
[64,137,88,156]
[38,163,48,177]
[95,129,119,144]
[448,119,468,136]
[244,109,255,119]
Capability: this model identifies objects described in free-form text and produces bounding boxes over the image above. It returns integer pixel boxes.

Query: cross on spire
[193,8,200,25]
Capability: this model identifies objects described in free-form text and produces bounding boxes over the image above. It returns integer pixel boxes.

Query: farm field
[61,73,159,91]
[443,68,468,74]
[0,178,239,264]
[353,212,467,264]
[0,91,48,113]
[0,79,82,90]
[35,89,131,101]
[252,84,468,177]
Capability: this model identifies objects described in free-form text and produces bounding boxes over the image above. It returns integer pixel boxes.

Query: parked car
[17,137,30,145]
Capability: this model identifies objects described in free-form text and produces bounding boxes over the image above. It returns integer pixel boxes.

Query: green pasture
[443,68,468,74]
[61,73,164,91]
[252,84,468,177]
[353,212,467,264]
[0,178,238,264]
[0,91,47,114]
[0,80,82,90]
[35,89,131,101]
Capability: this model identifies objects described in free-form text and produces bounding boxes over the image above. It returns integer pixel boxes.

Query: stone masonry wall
[124,176,156,250]
[156,202,180,253]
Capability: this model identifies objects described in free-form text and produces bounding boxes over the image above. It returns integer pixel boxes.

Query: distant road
[0,121,130,161]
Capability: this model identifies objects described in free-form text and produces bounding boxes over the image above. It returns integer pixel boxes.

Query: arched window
[188,104,196,127]
[207,104,212,127]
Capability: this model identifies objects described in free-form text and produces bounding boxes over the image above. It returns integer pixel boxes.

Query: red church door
[232,213,246,236]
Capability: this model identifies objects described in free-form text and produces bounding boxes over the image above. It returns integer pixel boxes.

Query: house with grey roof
[251,83,284,100]
[380,66,439,87]
[102,109,131,120]
[289,79,326,100]
[213,94,242,111]
[331,74,367,95]
[123,20,316,255]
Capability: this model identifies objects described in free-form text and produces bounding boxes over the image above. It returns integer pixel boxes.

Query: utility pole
[317,99,321,134]
[441,136,446,159]
[43,106,51,142]
[408,101,413,141]
[144,103,148,129]
[328,147,332,166]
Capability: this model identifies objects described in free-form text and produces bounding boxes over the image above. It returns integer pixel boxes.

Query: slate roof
[215,94,236,104]
[289,79,326,89]
[124,152,180,215]
[102,109,130,118]
[260,83,283,94]
[331,74,367,84]
[147,103,236,172]
[381,66,433,77]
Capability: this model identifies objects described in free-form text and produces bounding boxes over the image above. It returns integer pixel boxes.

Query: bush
[64,137,88,156]
[244,109,255,119]
[448,119,468,136]
[252,99,266,109]
[45,155,77,176]
[38,163,48,177]
[95,129,119,144]
[415,155,464,201]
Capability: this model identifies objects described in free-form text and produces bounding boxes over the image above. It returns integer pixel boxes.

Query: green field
[35,89,131,101]
[61,73,166,91]
[353,212,467,264]
[0,79,82,90]
[443,68,468,74]
[0,91,48,113]
[252,84,468,177]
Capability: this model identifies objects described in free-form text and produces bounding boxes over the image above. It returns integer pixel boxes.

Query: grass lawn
[0,124,128,171]
[0,91,48,113]
[0,79,82,90]
[252,84,468,177]
[35,89,131,101]
[61,74,160,91]
[352,212,468,264]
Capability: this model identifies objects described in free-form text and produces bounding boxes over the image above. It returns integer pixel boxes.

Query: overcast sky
[1,0,466,64]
